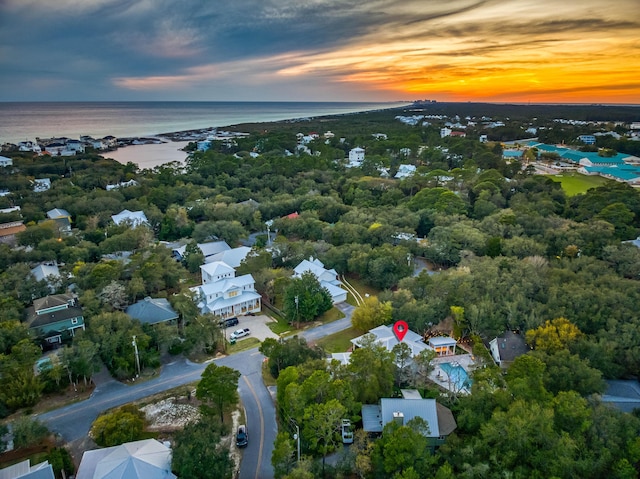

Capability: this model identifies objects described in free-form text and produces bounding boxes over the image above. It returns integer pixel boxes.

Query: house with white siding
[111,209,148,227]
[347,147,365,168]
[293,257,347,304]
[190,261,261,318]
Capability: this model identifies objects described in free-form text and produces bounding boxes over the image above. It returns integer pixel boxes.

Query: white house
[190,261,261,318]
[111,209,148,227]
[106,179,138,191]
[91,139,106,150]
[171,240,231,262]
[0,206,20,214]
[30,263,61,292]
[31,263,60,283]
[103,135,117,148]
[18,140,41,153]
[76,439,176,479]
[0,156,13,167]
[624,236,640,248]
[351,325,430,358]
[66,139,85,153]
[33,178,51,192]
[47,208,70,220]
[394,164,416,179]
[578,135,596,145]
[0,459,55,479]
[440,127,452,138]
[207,246,252,268]
[293,257,347,304]
[347,147,365,168]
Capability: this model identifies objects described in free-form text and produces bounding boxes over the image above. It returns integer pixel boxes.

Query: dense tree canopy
[2,105,640,477]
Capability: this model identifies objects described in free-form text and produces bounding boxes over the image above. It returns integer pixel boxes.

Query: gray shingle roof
[125,297,178,325]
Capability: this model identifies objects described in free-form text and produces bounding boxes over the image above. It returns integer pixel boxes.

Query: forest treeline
[0,105,639,476]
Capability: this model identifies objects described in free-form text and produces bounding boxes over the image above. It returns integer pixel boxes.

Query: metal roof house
[171,240,231,262]
[207,246,252,268]
[190,261,261,318]
[46,208,71,220]
[111,209,148,227]
[0,459,55,479]
[351,325,432,358]
[362,389,457,448]
[76,439,176,479]
[293,257,347,304]
[126,297,179,326]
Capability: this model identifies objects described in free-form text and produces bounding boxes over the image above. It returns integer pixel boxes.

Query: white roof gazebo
[428,336,457,356]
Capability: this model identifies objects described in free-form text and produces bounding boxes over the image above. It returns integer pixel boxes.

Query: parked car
[236,425,248,447]
[219,317,239,328]
[341,419,354,444]
[230,328,250,340]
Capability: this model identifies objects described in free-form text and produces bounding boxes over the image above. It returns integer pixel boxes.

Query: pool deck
[429,353,475,394]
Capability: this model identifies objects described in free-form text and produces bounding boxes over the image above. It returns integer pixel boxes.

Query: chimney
[392,411,404,426]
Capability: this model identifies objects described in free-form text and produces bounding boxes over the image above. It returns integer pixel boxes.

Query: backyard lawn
[343,276,381,306]
[266,305,345,337]
[315,326,360,353]
[549,172,609,196]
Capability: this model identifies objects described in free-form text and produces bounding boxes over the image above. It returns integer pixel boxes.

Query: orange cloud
[112,0,640,103]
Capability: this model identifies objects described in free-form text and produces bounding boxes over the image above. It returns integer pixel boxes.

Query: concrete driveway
[226,314,279,342]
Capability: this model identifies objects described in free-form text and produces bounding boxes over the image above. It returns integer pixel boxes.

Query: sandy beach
[104,141,190,169]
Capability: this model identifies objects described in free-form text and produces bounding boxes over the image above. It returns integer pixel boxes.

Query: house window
[71,318,78,324]
[228,291,239,298]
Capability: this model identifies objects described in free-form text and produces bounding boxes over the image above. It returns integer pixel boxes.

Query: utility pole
[294,295,299,328]
[132,335,141,377]
[265,219,273,246]
[293,423,300,462]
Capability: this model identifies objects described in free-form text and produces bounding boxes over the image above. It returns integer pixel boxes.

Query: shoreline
[0,101,410,146]
[102,104,411,168]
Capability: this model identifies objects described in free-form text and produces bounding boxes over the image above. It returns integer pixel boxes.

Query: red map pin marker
[393,321,408,342]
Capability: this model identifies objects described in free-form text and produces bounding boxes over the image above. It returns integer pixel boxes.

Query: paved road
[39,304,354,479]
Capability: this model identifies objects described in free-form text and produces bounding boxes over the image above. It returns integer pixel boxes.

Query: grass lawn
[315,326,360,353]
[344,276,381,300]
[268,306,345,337]
[261,361,277,387]
[226,337,260,354]
[317,307,345,324]
[267,313,292,335]
[549,172,609,196]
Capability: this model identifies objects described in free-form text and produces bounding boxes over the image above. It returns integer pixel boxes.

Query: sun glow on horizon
[105,0,640,103]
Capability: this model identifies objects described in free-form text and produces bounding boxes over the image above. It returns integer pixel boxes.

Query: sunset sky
[1,0,638,103]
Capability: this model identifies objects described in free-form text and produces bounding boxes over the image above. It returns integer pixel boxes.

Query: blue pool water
[440,362,472,391]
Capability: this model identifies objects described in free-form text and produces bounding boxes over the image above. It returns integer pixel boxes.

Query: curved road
[39,305,354,479]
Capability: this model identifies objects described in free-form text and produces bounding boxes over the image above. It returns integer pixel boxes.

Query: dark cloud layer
[0,0,638,101]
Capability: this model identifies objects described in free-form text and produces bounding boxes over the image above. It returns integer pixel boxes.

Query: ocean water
[0,101,407,145]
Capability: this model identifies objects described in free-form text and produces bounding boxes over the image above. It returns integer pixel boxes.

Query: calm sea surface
[0,101,407,145]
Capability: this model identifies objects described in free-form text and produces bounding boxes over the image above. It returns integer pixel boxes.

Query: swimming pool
[440,362,472,391]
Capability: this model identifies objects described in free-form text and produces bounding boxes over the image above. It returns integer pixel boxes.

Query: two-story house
[190,261,261,318]
[26,293,85,345]
[293,257,347,304]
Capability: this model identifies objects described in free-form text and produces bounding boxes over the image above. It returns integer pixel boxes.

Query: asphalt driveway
[225,314,279,342]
